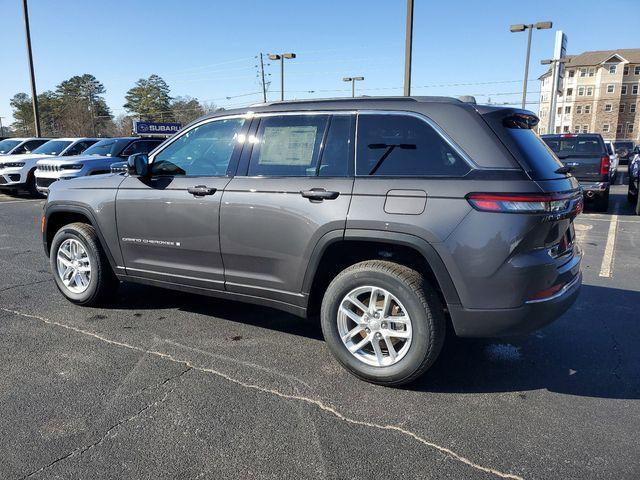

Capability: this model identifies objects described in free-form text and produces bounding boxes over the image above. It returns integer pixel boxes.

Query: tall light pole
[343,76,364,97]
[403,0,414,96]
[268,53,296,101]
[510,21,553,109]
[541,57,569,133]
[21,0,41,137]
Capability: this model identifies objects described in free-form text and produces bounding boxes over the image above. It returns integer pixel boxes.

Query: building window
[568,69,575,78]
[557,107,562,115]
[629,124,635,134]
[633,85,639,95]
[631,104,637,113]
[588,68,595,77]
[617,125,622,134]
[576,105,582,114]
[607,84,615,93]
[622,85,628,95]
[604,104,613,112]
[582,125,589,133]
[563,126,570,133]
[567,88,573,96]
[585,105,592,114]
[579,68,586,77]
[609,65,617,74]
[635,66,640,75]
[574,125,580,133]
[565,106,571,114]
[603,124,610,133]
[578,86,585,96]
[555,126,561,133]
[620,104,626,113]
[587,86,594,96]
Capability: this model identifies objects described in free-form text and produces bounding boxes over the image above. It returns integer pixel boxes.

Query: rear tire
[320,260,445,386]
[50,222,118,305]
[636,192,640,216]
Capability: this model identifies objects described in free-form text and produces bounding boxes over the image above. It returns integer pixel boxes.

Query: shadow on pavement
[415,284,640,400]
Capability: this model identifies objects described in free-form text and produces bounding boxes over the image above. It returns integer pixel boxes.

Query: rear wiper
[555,166,573,174]
[368,143,416,175]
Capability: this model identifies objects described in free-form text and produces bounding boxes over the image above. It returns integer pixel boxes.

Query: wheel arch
[44,204,119,271]
[303,229,461,317]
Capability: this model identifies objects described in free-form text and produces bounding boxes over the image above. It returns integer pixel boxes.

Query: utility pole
[259,53,267,102]
[0,117,4,137]
[21,0,41,137]
[403,0,414,96]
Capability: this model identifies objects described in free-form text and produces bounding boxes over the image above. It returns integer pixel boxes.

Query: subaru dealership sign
[133,121,182,135]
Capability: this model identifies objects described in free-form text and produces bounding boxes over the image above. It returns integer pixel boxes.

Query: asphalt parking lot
[1,181,638,480]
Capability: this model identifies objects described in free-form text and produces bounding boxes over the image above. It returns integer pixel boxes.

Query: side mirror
[127,153,149,176]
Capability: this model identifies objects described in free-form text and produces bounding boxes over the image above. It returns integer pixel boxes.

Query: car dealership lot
[1,185,639,479]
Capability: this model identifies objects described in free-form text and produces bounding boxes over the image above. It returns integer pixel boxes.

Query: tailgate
[560,155,602,182]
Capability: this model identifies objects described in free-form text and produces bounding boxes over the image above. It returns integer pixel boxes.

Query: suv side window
[64,140,95,156]
[356,114,470,177]
[318,115,353,177]
[121,140,162,157]
[15,139,47,154]
[248,115,329,176]
[151,118,245,176]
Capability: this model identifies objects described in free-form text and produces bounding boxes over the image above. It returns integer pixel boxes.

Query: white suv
[0,138,98,195]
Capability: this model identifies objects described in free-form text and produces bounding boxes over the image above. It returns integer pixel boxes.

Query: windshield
[0,139,21,154]
[542,136,604,157]
[32,140,72,155]
[82,139,124,157]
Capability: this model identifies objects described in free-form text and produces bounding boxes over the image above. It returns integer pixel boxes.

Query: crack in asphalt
[2,307,524,480]
[0,279,49,293]
[16,366,192,479]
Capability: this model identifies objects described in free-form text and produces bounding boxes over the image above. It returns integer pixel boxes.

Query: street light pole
[510,21,553,109]
[21,0,41,137]
[268,53,296,101]
[343,76,364,97]
[403,0,414,96]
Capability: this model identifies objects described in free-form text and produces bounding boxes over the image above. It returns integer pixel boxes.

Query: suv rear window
[542,135,605,156]
[356,114,470,177]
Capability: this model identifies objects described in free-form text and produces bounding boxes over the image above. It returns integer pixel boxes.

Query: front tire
[50,222,118,305]
[320,260,445,386]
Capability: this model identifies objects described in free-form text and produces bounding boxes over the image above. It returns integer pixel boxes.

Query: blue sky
[1,0,638,126]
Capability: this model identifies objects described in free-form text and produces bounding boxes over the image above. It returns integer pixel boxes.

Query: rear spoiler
[474,106,539,129]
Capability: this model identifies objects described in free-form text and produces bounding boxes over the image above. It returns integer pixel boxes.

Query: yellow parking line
[599,214,618,278]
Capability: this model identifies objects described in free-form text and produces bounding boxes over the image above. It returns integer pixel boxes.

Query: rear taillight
[467,192,579,214]
[600,155,610,176]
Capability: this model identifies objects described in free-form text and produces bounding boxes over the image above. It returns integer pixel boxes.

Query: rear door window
[355,114,470,176]
[248,115,329,176]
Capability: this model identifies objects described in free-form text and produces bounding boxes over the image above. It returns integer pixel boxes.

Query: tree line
[7,74,221,137]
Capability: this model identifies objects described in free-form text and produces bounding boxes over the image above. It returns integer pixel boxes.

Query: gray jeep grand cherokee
[42,97,583,386]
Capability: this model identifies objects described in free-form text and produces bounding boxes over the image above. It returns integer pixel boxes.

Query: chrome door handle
[187,185,217,197]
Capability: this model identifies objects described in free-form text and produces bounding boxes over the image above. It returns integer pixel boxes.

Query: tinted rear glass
[502,129,565,179]
[542,136,605,156]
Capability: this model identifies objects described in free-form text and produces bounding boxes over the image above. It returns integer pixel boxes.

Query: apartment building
[538,49,640,143]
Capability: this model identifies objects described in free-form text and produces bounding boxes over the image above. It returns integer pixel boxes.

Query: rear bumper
[449,271,581,338]
[579,181,609,192]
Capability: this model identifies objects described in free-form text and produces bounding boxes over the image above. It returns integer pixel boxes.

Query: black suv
[541,133,611,211]
[41,97,583,386]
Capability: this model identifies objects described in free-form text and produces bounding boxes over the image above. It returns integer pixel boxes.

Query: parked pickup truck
[542,133,611,211]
